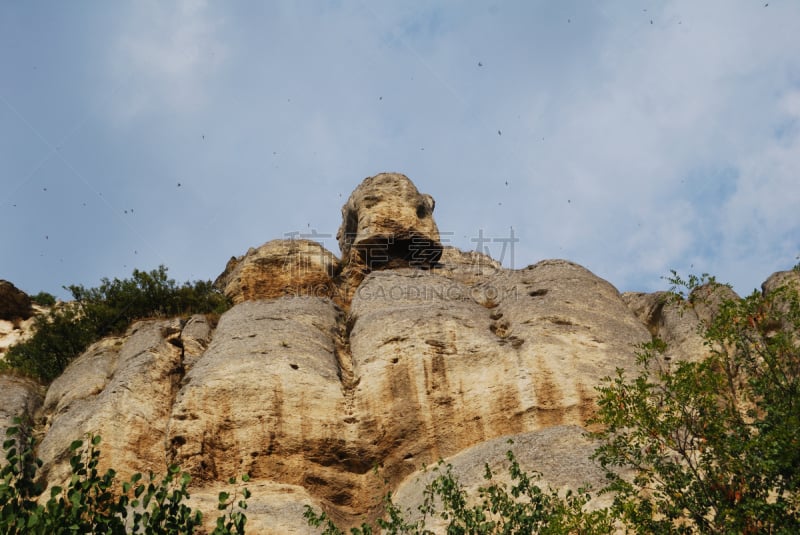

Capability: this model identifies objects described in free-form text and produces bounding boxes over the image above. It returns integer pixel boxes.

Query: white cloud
[108,0,228,121]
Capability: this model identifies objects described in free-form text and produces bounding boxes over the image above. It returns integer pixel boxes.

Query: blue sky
[2,1,799,300]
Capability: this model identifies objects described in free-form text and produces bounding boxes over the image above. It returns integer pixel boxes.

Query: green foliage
[1,307,96,382]
[66,265,230,338]
[0,418,247,534]
[2,265,230,382]
[592,274,800,533]
[304,448,613,534]
[30,292,56,307]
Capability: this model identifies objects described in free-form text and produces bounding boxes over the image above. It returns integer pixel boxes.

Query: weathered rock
[20,173,800,530]
[188,481,321,534]
[762,269,800,295]
[345,259,650,496]
[338,173,442,271]
[215,239,340,305]
[622,291,706,363]
[181,314,214,370]
[431,246,503,287]
[0,316,35,361]
[622,282,740,364]
[0,374,44,443]
[167,298,370,513]
[39,319,184,487]
[393,426,615,531]
[0,280,33,321]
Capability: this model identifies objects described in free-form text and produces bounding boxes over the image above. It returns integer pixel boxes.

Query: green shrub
[2,265,230,382]
[30,292,56,307]
[1,307,96,382]
[66,265,230,338]
[592,273,800,533]
[304,447,613,534]
[0,417,248,534]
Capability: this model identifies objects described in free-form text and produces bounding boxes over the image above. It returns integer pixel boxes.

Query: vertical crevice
[334,308,360,426]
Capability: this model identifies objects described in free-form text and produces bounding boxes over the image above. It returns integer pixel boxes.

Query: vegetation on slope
[0,265,229,383]
[0,418,248,534]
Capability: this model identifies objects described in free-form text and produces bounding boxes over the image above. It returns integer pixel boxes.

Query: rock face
[338,173,441,270]
[0,280,33,321]
[215,239,340,305]
[392,426,616,531]
[622,282,741,364]
[0,375,43,453]
[1,172,791,532]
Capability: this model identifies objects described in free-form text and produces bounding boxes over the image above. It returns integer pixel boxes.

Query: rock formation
[2,172,793,533]
[215,239,340,305]
[0,282,44,362]
[0,280,33,321]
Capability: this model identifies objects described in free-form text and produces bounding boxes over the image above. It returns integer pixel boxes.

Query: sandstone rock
[22,173,799,530]
[188,481,321,535]
[0,374,44,443]
[0,280,33,321]
[762,268,800,295]
[431,246,503,287]
[622,282,740,364]
[392,426,615,531]
[621,291,706,363]
[0,316,36,361]
[338,173,442,271]
[214,239,340,305]
[39,319,185,487]
[181,314,214,370]
[167,298,370,513]
[345,259,650,498]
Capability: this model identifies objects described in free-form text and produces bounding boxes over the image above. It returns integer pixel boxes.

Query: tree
[0,418,249,534]
[592,271,800,533]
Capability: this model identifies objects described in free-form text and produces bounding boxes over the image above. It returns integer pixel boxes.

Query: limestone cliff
[2,172,795,533]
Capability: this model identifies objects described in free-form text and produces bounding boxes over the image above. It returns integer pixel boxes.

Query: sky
[1,1,799,300]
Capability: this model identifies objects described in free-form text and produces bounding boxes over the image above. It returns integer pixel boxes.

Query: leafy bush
[592,273,800,533]
[66,265,229,338]
[304,448,614,534]
[30,292,56,307]
[1,307,96,382]
[1,266,230,382]
[0,417,248,534]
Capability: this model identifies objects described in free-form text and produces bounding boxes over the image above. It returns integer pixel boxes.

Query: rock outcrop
[1,172,793,533]
[0,375,44,450]
[215,239,340,305]
[0,280,33,321]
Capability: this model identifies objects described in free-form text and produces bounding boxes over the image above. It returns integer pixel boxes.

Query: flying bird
[478,62,483,67]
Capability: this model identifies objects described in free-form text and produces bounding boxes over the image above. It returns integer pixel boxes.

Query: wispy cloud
[107,0,227,121]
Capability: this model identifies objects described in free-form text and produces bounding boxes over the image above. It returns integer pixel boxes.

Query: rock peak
[338,172,442,270]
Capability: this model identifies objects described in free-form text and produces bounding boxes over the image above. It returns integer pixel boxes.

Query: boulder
[0,280,33,321]
[338,173,442,271]
[0,374,44,448]
[214,239,340,305]
[392,426,615,531]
